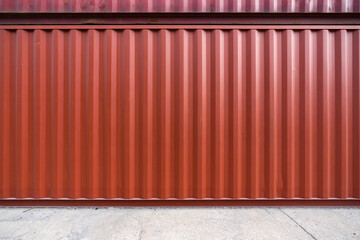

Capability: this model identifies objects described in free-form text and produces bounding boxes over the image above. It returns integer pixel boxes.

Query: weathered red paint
[0,25,359,206]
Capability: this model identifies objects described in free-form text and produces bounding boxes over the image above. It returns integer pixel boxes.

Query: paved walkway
[0,207,359,239]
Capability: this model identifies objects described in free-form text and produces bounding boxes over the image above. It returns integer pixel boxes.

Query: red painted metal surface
[0,26,359,204]
[2,25,360,30]
[0,0,359,12]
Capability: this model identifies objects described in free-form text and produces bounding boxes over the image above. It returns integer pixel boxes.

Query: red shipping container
[0,1,359,206]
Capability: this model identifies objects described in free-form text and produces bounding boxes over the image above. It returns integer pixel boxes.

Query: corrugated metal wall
[0,0,359,12]
[0,27,359,200]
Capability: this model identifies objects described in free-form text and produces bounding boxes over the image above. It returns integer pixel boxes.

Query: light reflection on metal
[0,27,359,201]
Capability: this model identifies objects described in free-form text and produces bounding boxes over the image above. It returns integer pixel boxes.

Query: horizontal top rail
[0,12,360,26]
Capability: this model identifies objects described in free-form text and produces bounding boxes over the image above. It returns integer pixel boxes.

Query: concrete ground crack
[127,214,144,240]
[138,224,144,240]
[22,208,33,213]
[279,208,317,240]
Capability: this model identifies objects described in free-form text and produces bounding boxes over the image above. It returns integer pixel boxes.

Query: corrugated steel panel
[0,0,359,13]
[0,27,359,200]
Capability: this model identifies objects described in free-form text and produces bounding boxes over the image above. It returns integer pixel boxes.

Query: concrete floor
[0,207,359,240]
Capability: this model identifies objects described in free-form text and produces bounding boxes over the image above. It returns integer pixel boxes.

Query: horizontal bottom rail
[1,200,359,207]
[1,25,360,30]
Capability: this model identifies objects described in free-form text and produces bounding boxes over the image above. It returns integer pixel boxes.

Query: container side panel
[0,28,359,201]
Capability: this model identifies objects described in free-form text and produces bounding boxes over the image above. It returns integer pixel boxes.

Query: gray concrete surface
[0,207,359,240]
